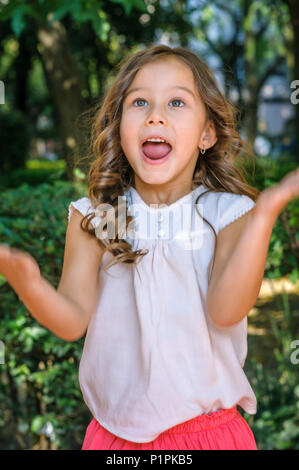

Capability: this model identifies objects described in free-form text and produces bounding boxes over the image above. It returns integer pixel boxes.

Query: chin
[137,173,172,187]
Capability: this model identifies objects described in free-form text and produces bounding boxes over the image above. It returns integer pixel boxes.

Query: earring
[200,147,206,155]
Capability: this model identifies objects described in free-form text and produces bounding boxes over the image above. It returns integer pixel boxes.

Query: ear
[198,119,218,151]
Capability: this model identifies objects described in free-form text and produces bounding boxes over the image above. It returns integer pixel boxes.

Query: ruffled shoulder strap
[217,192,256,233]
[68,197,99,229]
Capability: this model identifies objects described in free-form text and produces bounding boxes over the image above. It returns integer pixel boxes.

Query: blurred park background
[0,0,298,450]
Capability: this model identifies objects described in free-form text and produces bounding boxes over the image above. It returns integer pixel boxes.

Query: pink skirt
[82,405,258,450]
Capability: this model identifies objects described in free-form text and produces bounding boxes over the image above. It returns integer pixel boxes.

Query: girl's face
[120,56,217,195]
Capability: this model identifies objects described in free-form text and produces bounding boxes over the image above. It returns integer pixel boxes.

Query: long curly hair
[75,44,260,272]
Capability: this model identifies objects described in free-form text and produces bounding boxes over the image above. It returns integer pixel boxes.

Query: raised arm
[207,167,299,328]
[206,207,273,328]
[0,209,103,341]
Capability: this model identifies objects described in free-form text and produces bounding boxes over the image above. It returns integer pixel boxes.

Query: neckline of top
[126,184,206,212]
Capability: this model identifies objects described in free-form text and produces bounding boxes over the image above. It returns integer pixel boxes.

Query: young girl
[1,45,298,451]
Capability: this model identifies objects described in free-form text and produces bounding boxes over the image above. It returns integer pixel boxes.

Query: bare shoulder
[64,207,103,260]
[58,208,104,327]
[208,209,253,293]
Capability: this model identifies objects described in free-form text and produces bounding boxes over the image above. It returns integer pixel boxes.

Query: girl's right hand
[0,244,41,296]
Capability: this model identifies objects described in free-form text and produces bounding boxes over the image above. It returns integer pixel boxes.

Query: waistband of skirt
[162,406,239,434]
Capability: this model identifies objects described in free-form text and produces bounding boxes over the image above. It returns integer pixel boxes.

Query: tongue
[142,142,172,159]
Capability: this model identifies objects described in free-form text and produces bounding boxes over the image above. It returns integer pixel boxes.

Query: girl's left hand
[256,167,299,218]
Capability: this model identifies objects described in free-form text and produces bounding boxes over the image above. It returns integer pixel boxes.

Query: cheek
[121,108,138,124]
[120,126,136,161]
[120,121,131,148]
[120,115,136,141]
[174,128,197,149]
[173,112,198,131]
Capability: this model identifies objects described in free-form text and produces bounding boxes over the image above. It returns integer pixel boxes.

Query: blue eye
[133,98,185,107]
[170,98,185,107]
[133,98,147,107]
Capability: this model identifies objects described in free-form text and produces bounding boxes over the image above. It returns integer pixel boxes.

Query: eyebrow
[124,85,196,99]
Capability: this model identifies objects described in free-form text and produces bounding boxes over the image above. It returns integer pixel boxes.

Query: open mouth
[141,141,172,160]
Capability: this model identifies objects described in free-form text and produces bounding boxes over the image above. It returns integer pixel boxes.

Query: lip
[141,146,172,165]
[141,134,172,146]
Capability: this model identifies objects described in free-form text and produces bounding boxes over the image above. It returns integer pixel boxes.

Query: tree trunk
[242,99,259,152]
[14,30,32,114]
[37,19,88,180]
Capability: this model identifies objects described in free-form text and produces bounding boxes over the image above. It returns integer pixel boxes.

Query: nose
[146,104,167,125]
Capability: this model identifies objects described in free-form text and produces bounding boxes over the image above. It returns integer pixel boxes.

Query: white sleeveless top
[68,184,257,443]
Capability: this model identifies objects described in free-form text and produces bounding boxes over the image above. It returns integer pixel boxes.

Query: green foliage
[0,160,67,191]
[0,109,31,172]
[240,153,299,449]
[0,0,147,40]
[241,153,297,191]
[242,155,299,282]
[244,292,299,450]
[261,157,298,282]
[266,205,299,282]
[0,181,90,449]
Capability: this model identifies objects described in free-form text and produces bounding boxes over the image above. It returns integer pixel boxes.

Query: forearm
[17,276,89,341]
[207,206,278,328]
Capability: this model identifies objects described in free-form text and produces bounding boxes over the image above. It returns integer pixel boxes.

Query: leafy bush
[0,160,67,191]
[0,181,91,449]
[266,201,298,283]
[244,292,299,450]
[240,153,298,192]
